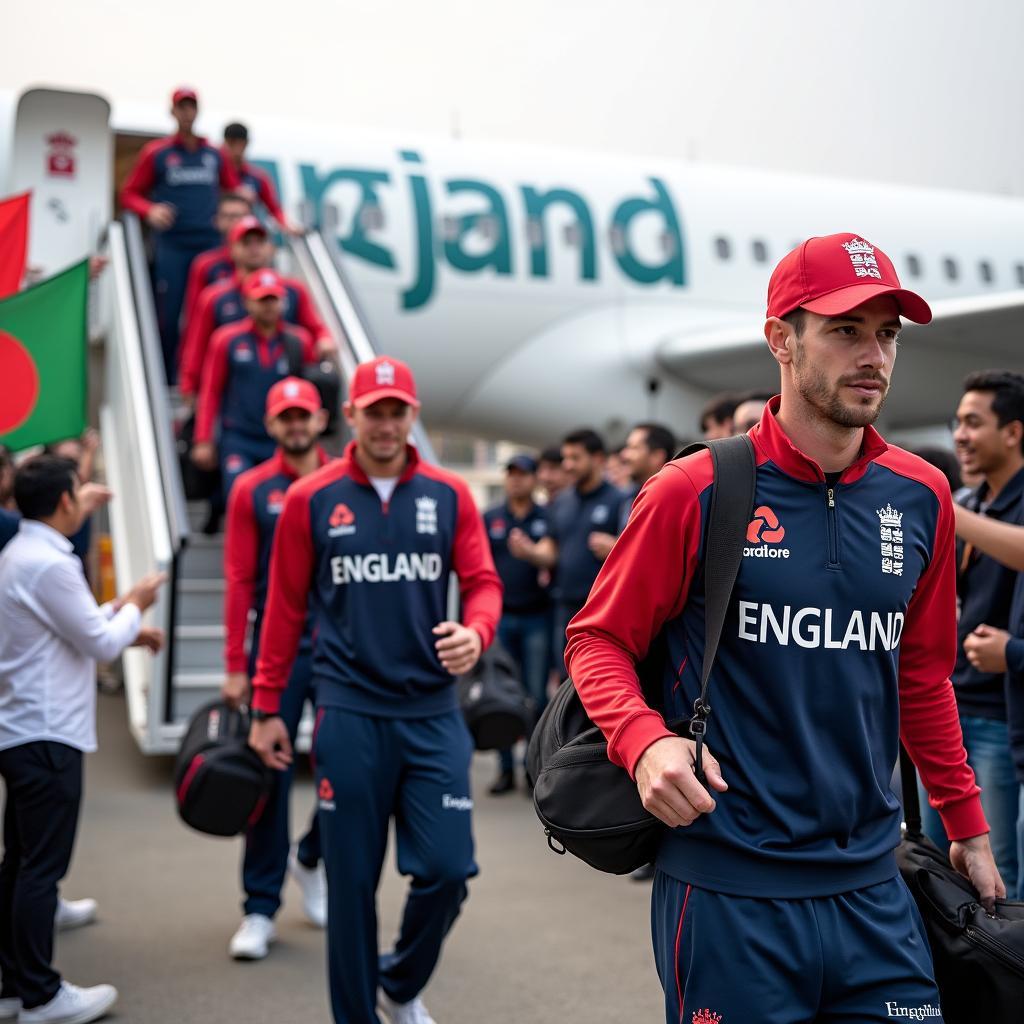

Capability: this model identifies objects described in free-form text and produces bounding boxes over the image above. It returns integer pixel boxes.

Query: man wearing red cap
[249,356,502,1024]
[120,87,241,381]
[221,377,330,961]
[566,234,1002,1021]
[178,216,333,402]
[191,269,318,502]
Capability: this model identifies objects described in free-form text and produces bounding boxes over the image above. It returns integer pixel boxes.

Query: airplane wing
[656,290,1024,430]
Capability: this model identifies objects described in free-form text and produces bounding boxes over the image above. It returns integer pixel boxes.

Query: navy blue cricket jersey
[483,501,550,614]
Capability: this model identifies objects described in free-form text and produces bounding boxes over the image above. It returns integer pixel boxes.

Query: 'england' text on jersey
[737,601,905,651]
[330,552,443,585]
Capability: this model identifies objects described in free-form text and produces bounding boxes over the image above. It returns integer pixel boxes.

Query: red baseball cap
[349,356,420,409]
[766,233,932,324]
[229,215,269,245]
[171,87,198,105]
[243,268,286,301]
[266,376,322,419]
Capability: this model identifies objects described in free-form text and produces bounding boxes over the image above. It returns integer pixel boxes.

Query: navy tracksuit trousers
[652,872,942,1023]
[243,651,321,918]
[314,707,476,1024]
[153,230,218,383]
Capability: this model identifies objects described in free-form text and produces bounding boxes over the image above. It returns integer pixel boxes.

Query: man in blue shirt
[483,454,552,794]
[546,429,628,674]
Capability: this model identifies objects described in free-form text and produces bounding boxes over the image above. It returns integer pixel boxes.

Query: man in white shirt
[0,455,166,1024]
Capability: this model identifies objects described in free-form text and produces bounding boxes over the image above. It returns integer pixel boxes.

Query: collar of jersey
[343,440,421,488]
[269,445,329,481]
[750,396,888,485]
[171,132,209,148]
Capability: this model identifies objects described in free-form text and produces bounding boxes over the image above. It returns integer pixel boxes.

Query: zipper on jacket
[824,485,841,568]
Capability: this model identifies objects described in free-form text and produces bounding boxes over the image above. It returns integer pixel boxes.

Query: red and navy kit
[224,447,331,674]
[120,134,241,379]
[252,443,501,1023]
[121,134,240,237]
[181,245,234,333]
[227,154,288,228]
[179,274,329,397]
[195,318,315,446]
[252,442,502,717]
[483,502,550,614]
[224,448,330,920]
[567,399,985,900]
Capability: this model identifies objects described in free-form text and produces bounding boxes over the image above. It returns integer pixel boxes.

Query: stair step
[176,579,225,624]
[179,537,224,578]
[174,624,224,672]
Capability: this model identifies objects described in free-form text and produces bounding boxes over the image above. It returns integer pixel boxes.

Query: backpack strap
[677,434,757,783]
[282,331,304,377]
[899,742,924,837]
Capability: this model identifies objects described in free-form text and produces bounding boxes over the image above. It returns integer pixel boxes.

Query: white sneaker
[379,993,437,1024]
[55,898,98,932]
[0,997,21,1022]
[19,981,117,1024]
[288,847,327,928]
[228,914,276,960]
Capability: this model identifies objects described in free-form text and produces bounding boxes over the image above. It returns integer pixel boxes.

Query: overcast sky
[6,0,1024,196]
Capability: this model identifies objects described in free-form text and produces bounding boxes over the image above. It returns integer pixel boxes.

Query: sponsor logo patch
[328,503,357,537]
[442,794,473,811]
[744,506,790,559]
[318,777,336,812]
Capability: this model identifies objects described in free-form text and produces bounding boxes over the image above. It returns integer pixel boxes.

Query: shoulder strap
[282,331,304,377]
[677,434,757,783]
[898,742,923,837]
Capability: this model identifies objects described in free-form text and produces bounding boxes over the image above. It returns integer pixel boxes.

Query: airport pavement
[39,690,664,1023]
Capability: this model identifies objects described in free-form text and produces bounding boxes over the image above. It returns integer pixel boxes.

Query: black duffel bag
[174,700,272,837]
[897,748,1024,1020]
[458,641,532,751]
[527,435,755,874]
[283,337,342,436]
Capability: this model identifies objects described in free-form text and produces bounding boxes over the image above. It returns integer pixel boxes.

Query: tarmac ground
[24,690,664,1023]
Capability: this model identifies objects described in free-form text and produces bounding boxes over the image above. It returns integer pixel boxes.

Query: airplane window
[1017,263,1024,286]
[563,223,581,247]
[476,216,498,242]
[905,254,921,278]
[359,204,384,230]
[942,257,959,281]
[979,260,994,284]
[609,225,626,256]
[714,237,731,260]
[660,231,677,257]
[752,240,768,263]
[526,219,543,248]
[442,216,460,243]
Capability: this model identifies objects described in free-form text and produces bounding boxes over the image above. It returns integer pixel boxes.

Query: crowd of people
[0,87,1022,1024]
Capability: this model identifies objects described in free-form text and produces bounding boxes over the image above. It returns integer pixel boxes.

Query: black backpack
[458,641,533,750]
[174,701,272,837]
[283,336,342,436]
[526,435,756,874]
[897,748,1024,1020]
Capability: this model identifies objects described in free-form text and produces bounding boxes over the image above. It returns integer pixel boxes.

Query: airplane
[3,83,1024,448]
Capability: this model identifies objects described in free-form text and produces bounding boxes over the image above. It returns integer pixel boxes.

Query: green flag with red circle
[0,260,89,452]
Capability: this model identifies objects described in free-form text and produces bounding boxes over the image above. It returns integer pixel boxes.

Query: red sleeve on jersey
[181,250,214,335]
[219,153,241,190]
[224,471,260,673]
[252,167,287,226]
[892,458,987,840]
[290,281,331,348]
[450,479,503,649]
[179,283,221,397]
[251,483,316,714]
[119,140,160,217]
[565,457,711,777]
[194,327,232,443]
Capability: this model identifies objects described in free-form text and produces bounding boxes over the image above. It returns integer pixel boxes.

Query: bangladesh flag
[0,260,89,452]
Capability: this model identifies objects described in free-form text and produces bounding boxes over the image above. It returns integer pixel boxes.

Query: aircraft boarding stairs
[98,214,437,754]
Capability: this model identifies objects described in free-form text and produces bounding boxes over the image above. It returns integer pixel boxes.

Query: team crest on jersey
[489,517,506,539]
[530,518,548,537]
[416,495,438,535]
[328,502,356,537]
[166,152,181,167]
[376,360,396,385]
[276,358,289,374]
[692,1011,722,1024]
[233,342,253,362]
[590,504,610,525]
[222,301,240,318]
[877,504,904,576]
[841,237,882,280]
[267,488,286,514]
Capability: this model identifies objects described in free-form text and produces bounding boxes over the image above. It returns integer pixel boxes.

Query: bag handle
[677,435,757,784]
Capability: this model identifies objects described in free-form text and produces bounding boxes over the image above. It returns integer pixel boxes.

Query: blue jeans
[497,611,550,773]
[919,714,1020,898]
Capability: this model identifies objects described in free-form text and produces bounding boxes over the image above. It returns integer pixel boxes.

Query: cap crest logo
[375,361,396,386]
[841,237,881,279]
[285,382,300,397]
